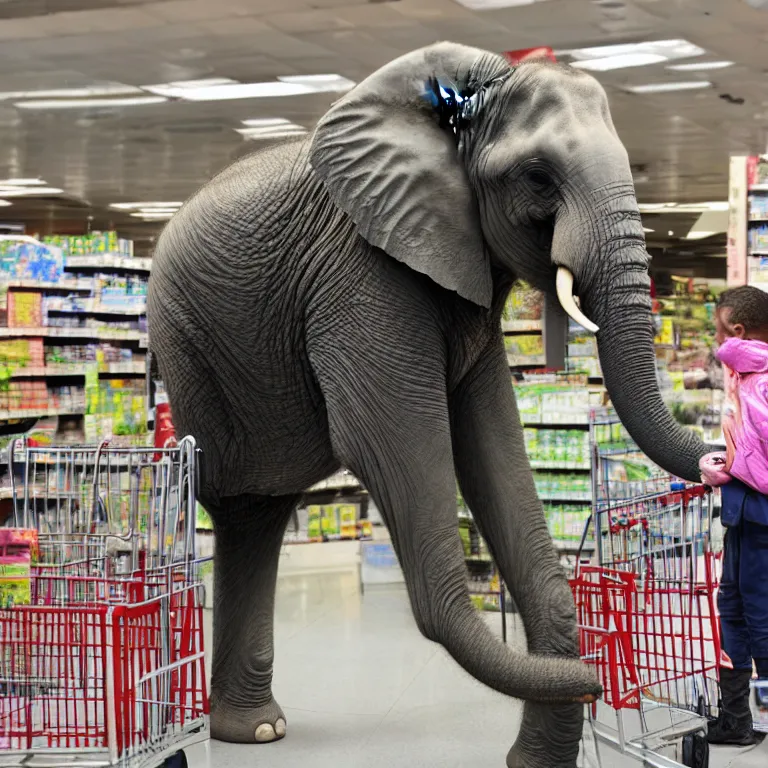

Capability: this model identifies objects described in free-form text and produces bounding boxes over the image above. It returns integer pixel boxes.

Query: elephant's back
[152,140,310,295]
[147,140,341,499]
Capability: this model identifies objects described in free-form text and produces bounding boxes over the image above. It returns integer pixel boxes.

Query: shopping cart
[574,483,719,768]
[0,437,209,768]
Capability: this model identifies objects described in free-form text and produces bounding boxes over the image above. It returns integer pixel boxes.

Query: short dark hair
[717,286,768,332]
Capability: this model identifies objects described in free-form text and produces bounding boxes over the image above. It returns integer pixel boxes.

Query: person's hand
[699,452,730,486]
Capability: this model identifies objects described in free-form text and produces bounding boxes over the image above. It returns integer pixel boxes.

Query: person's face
[715,306,747,346]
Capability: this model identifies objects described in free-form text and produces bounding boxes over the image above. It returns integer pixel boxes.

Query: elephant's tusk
[555,267,599,334]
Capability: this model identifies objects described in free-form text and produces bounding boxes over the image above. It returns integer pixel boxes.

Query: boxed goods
[0,241,63,283]
[502,282,543,331]
[8,291,43,328]
[0,528,39,608]
[505,334,545,367]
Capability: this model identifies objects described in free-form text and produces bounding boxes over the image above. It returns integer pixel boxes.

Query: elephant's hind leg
[207,493,298,743]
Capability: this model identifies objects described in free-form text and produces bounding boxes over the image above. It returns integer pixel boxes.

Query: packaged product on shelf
[0,241,63,283]
[337,503,356,539]
[0,528,38,608]
[320,504,340,538]
[502,282,543,331]
[7,291,43,328]
[505,334,545,367]
[307,505,322,540]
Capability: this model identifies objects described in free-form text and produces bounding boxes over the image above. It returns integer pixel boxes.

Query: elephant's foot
[210,697,287,744]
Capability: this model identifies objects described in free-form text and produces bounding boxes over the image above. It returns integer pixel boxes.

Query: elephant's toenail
[275,718,286,737]
[255,723,277,742]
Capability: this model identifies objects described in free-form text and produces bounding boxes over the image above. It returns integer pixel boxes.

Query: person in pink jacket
[700,286,768,745]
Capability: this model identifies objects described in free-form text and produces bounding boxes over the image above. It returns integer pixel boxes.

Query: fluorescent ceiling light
[109,201,182,210]
[0,178,45,186]
[0,84,142,101]
[624,81,711,94]
[0,186,63,196]
[141,78,238,98]
[236,128,307,140]
[643,227,654,233]
[666,61,734,71]
[277,74,355,92]
[241,118,294,127]
[143,75,355,102]
[686,231,716,240]
[572,53,666,71]
[638,201,728,213]
[237,118,306,140]
[131,212,174,219]
[15,96,166,109]
[565,39,705,63]
[453,0,550,7]
[0,200,11,207]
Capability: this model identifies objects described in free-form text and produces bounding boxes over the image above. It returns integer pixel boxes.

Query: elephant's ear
[309,42,510,309]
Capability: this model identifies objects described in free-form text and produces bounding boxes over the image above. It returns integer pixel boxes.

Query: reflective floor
[206,559,768,768]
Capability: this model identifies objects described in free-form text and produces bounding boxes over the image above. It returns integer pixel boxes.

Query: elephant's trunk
[552,194,709,482]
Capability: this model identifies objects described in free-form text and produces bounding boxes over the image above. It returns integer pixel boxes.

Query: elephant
[147,41,709,767]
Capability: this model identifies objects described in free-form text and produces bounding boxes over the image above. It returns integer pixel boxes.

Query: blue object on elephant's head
[424,70,513,144]
[424,77,474,141]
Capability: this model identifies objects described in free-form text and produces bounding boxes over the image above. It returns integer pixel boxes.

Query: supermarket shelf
[508,356,547,367]
[0,327,148,345]
[523,420,590,428]
[8,363,146,378]
[529,461,591,471]
[537,494,592,503]
[2,279,94,293]
[749,184,768,192]
[0,406,85,420]
[502,320,542,333]
[47,305,146,316]
[749,249,768,256]
[64,255,152,272]
[749,217,768,223]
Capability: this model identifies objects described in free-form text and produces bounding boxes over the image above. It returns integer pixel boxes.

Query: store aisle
[206,568,768,768]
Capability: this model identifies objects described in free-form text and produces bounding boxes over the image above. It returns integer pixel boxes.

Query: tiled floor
[206,563,768,768]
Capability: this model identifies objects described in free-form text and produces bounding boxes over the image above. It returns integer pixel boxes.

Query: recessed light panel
[666,61,734,71]
[623,81,711,94]
[453,0,550,8]
[143,75,355,102]
[572,53,667,71]
[16,96,166,109]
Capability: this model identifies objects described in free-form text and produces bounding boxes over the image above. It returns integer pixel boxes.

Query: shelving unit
[0,233,150,444]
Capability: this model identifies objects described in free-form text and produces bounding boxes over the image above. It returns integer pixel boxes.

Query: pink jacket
[716,337,768,494]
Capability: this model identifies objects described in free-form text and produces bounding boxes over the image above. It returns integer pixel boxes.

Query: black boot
[707,668,757,746]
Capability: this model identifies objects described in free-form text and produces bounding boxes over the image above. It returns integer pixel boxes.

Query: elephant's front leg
[451,343,592,768]
[207,493,298,743]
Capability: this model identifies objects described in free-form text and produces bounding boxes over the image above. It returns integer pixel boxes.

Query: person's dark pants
[718,487,768,676]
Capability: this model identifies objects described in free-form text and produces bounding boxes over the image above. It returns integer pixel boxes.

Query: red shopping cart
[572,484,719,768]
[0,437,209,768]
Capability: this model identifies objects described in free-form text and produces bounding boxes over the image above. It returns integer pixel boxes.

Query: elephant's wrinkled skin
[148,43,709,767]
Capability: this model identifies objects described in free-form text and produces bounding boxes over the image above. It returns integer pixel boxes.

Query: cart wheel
[682,732,709,768]
[163,751,187,768]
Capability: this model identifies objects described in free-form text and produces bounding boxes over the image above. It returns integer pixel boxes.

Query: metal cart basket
[0,437,209,768]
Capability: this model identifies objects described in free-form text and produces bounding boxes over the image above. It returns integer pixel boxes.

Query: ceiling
[0,0,765,254]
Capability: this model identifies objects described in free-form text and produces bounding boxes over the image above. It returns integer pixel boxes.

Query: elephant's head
[310,42,708,481]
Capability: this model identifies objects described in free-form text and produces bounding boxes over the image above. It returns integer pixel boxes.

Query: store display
[0,235,149,440]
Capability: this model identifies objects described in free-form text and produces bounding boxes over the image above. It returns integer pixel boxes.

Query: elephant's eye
[526,169,552,189]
